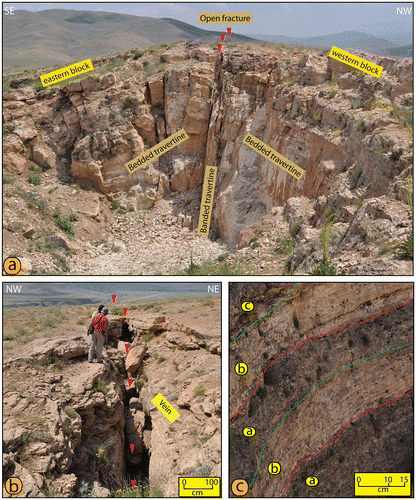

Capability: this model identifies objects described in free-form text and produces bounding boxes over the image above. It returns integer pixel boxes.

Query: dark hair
[98,304,105,312]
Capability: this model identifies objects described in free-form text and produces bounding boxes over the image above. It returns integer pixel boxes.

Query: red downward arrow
[217,44,223,54]
[131,480,136,488]
[111,294,117,304]
[123,308,129,317]
[130,444,135,453]
[227,27,232,37]
[125,343,131,353]
[220,33,226,42]
[128,378,133,387]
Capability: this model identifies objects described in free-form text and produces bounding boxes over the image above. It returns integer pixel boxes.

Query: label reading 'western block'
[197,166,217,236]
[125,129,189,174]
[151,393,180,423]
[198,12,252,24]
[40,59,94,87]
[329,46,383,78]
[243,134,305,180]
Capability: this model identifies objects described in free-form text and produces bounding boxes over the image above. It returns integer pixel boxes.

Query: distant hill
[252,29,413,57]
[161,17,258,43]
[2,9,258,72]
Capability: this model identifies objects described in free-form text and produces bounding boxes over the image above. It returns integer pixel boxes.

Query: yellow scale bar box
[355,473,411,496]
[151,393,180,423]
[329,46,383,78]
[179,477,221,498]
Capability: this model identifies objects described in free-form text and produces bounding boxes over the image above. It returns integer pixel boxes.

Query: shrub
[3,172,14,184]
[203,298,214,307]
[179,343,188,351]
[193,385,206,396]
[28,173,42,185]
[142,333,155,342]
[93,380,108,396]
[64,406,78,419]
[110,201,119,210]
[157,356,165,364]
[122,97,132,109]
[395,233,413,260]
[135,380,144,391]
[275,234,295,254]
[291,220,302,237]
[111,306,124,316]
[248,399,258,417]
[328,89,338,99]
[41,160,51,171]
[133,51,144,59]
[350,99,363,109]
[312,113,321,123]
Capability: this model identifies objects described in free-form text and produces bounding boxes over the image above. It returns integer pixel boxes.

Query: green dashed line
[230,283,299,346]
[249,342,413,489]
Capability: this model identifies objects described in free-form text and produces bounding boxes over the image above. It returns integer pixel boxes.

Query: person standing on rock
[88,307,109,364]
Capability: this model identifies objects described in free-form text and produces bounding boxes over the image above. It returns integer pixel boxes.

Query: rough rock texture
[229,283,413,497]
[3,42,412,275]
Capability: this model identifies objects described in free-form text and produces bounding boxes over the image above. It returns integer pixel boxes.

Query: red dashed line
[282,390,413,496]
[231,300,413,423]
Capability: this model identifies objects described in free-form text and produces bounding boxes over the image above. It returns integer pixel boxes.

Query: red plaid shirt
[92,313,109,332]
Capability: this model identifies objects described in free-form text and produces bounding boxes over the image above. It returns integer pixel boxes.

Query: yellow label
[268,463,281,475]
[198,12,252,24]
[151,393,180,423]
[355,473,411,496]
[306,476,319,487]
[329,46,383,78]
[40,59,94,87]
[197,166,217,236]
[234,362,248,375]
[243,427,256,437]
[243,134,305,180]
[125,129,189,174]
[179,477,221,498]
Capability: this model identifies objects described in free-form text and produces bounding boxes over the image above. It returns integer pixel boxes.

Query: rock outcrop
[229,283,413,497]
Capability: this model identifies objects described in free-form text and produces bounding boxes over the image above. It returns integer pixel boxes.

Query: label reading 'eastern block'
[40,59,94,87]
[329,46,383,78]
[197,166,217,236]
[198,12,252,24]
[151,393,180,423]
[125,129,189,174]
[243,134,305,180]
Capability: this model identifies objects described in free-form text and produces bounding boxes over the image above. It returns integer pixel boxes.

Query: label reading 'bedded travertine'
[243,134,305,180]
[197,166,217,236]
[125,129,189,174]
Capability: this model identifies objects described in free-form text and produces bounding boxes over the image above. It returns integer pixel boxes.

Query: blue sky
[7,3,413,38]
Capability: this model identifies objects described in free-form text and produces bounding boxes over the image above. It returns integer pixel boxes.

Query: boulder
[49,234,78,253]
[102,73,117,88]
[125,345,147,375]
[133,114,156,144]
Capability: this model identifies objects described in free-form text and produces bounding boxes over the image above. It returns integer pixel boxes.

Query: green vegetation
[312,113,321,124]
[3,172,14,184]
[350,99,363,109]
[328,89,338,99]
[28,172,42,185]
[193,385,206,396]
[53,207,75,238]
[64,406,78,419]
[157,356,165,364]
[291,220,302,237]
[310,215,346,276]
[275,234,295,254]
[248,399,259,417]
[111,306,124,316]
[93,380,108,396]
[122,97,132,109]
[133,51,145,60]
[179,343,188,351]
[182,253,252,275]
[141,333,155,343]
[395,233,413,260]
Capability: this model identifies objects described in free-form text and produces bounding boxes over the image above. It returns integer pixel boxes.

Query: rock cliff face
[229,283,413,497]
[3,42,412,274]
[3,306,221,497]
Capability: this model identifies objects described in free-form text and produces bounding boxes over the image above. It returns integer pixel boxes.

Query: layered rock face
[229,283,413,497]
[3,309,221,497]
[3,43,412,273]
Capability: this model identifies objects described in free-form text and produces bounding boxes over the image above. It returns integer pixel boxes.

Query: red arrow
[131,480,136,488]
[128,378,133,387]
[220,33,226,42]
[111,294,117,304]
[227,27,232,37]
[125,343,131,353]
[123,307,129,317]
[217,44,223,54]
[130,444,135,453]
